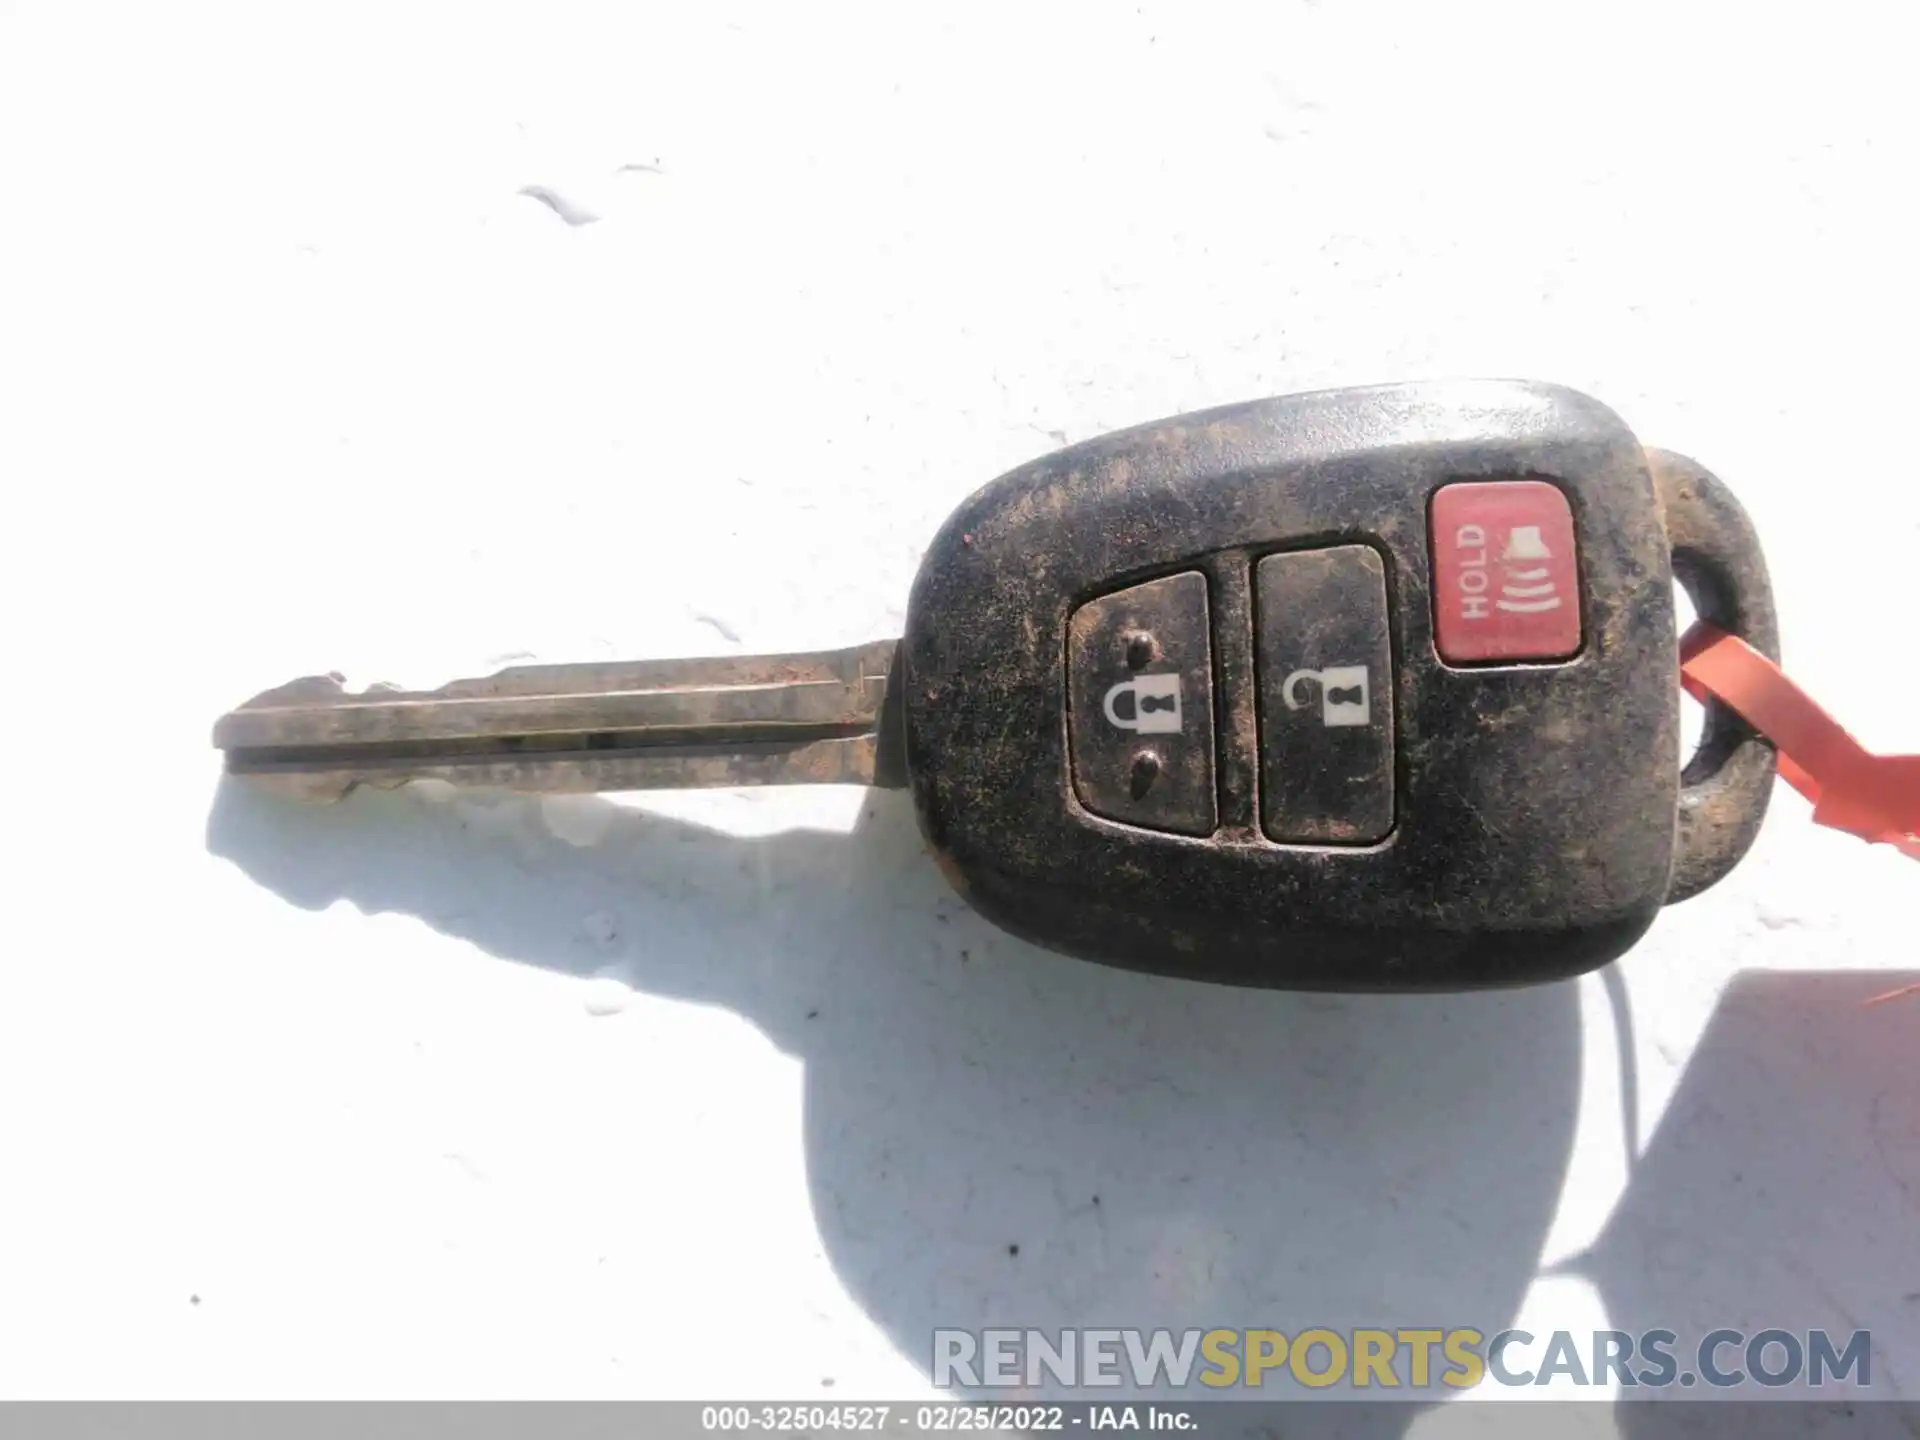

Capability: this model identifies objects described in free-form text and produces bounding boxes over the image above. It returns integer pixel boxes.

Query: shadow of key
[207,777,1584,1430]
[1554,969,1920,1430]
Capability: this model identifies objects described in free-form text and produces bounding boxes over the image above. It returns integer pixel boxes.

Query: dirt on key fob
[217,378,1778,993]
[900,379,1778,991]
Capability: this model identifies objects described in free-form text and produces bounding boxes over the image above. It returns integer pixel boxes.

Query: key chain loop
[1651,450,1781,902]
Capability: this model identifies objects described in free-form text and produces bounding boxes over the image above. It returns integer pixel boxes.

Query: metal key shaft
[214,639,905,801]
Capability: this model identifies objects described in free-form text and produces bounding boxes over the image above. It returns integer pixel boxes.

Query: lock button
[1068,571,1218,836]
[1255,546,1395,845]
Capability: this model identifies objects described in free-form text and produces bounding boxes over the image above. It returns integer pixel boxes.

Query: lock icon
[1281,665,1370,727]
[1102,673,1184,734]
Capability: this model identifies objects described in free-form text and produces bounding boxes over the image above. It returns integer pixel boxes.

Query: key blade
[215,639,904,801]
[226,730,886,803]
[214,642,895,749]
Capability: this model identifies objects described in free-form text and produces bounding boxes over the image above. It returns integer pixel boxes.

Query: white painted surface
[1,0,1915,1414]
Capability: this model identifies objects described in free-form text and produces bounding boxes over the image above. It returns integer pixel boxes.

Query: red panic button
[1430,481,1581,663]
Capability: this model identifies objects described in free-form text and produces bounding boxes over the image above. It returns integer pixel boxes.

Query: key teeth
[232,673,348,709]
[213,673,415,750]
[232,672,412,709]
[216,670,411,803]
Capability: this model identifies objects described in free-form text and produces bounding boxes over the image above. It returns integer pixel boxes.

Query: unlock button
[1068,572,1217,836]
[1256,547,1396,844]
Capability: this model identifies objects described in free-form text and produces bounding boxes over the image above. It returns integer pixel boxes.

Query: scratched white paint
[1,0,1915,1409]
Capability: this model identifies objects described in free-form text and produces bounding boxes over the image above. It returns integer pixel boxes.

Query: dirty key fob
[900,379,1779,990]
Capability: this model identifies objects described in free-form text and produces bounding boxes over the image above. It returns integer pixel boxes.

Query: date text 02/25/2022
[699,1403,1195,1432]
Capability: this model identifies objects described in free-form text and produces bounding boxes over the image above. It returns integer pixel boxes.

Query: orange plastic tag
[1678,622,1920,862]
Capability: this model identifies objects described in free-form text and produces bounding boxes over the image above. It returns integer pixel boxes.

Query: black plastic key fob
[900,380,1779,991]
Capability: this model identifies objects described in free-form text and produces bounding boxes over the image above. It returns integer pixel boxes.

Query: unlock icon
[1103,673,1184,734]
[1282,665,1371,727]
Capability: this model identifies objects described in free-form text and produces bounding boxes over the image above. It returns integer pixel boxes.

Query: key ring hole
[1669,539,1759,795]
[1674,579,1707,773]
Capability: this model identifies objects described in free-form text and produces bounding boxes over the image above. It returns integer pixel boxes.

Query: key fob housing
[900,380,1777,991]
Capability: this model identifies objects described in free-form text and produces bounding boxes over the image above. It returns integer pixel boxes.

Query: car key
[216,641,904,802]
[214,378,1779,991]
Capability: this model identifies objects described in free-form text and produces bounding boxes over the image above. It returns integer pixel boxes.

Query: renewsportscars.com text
[932,1327,1872,1391]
